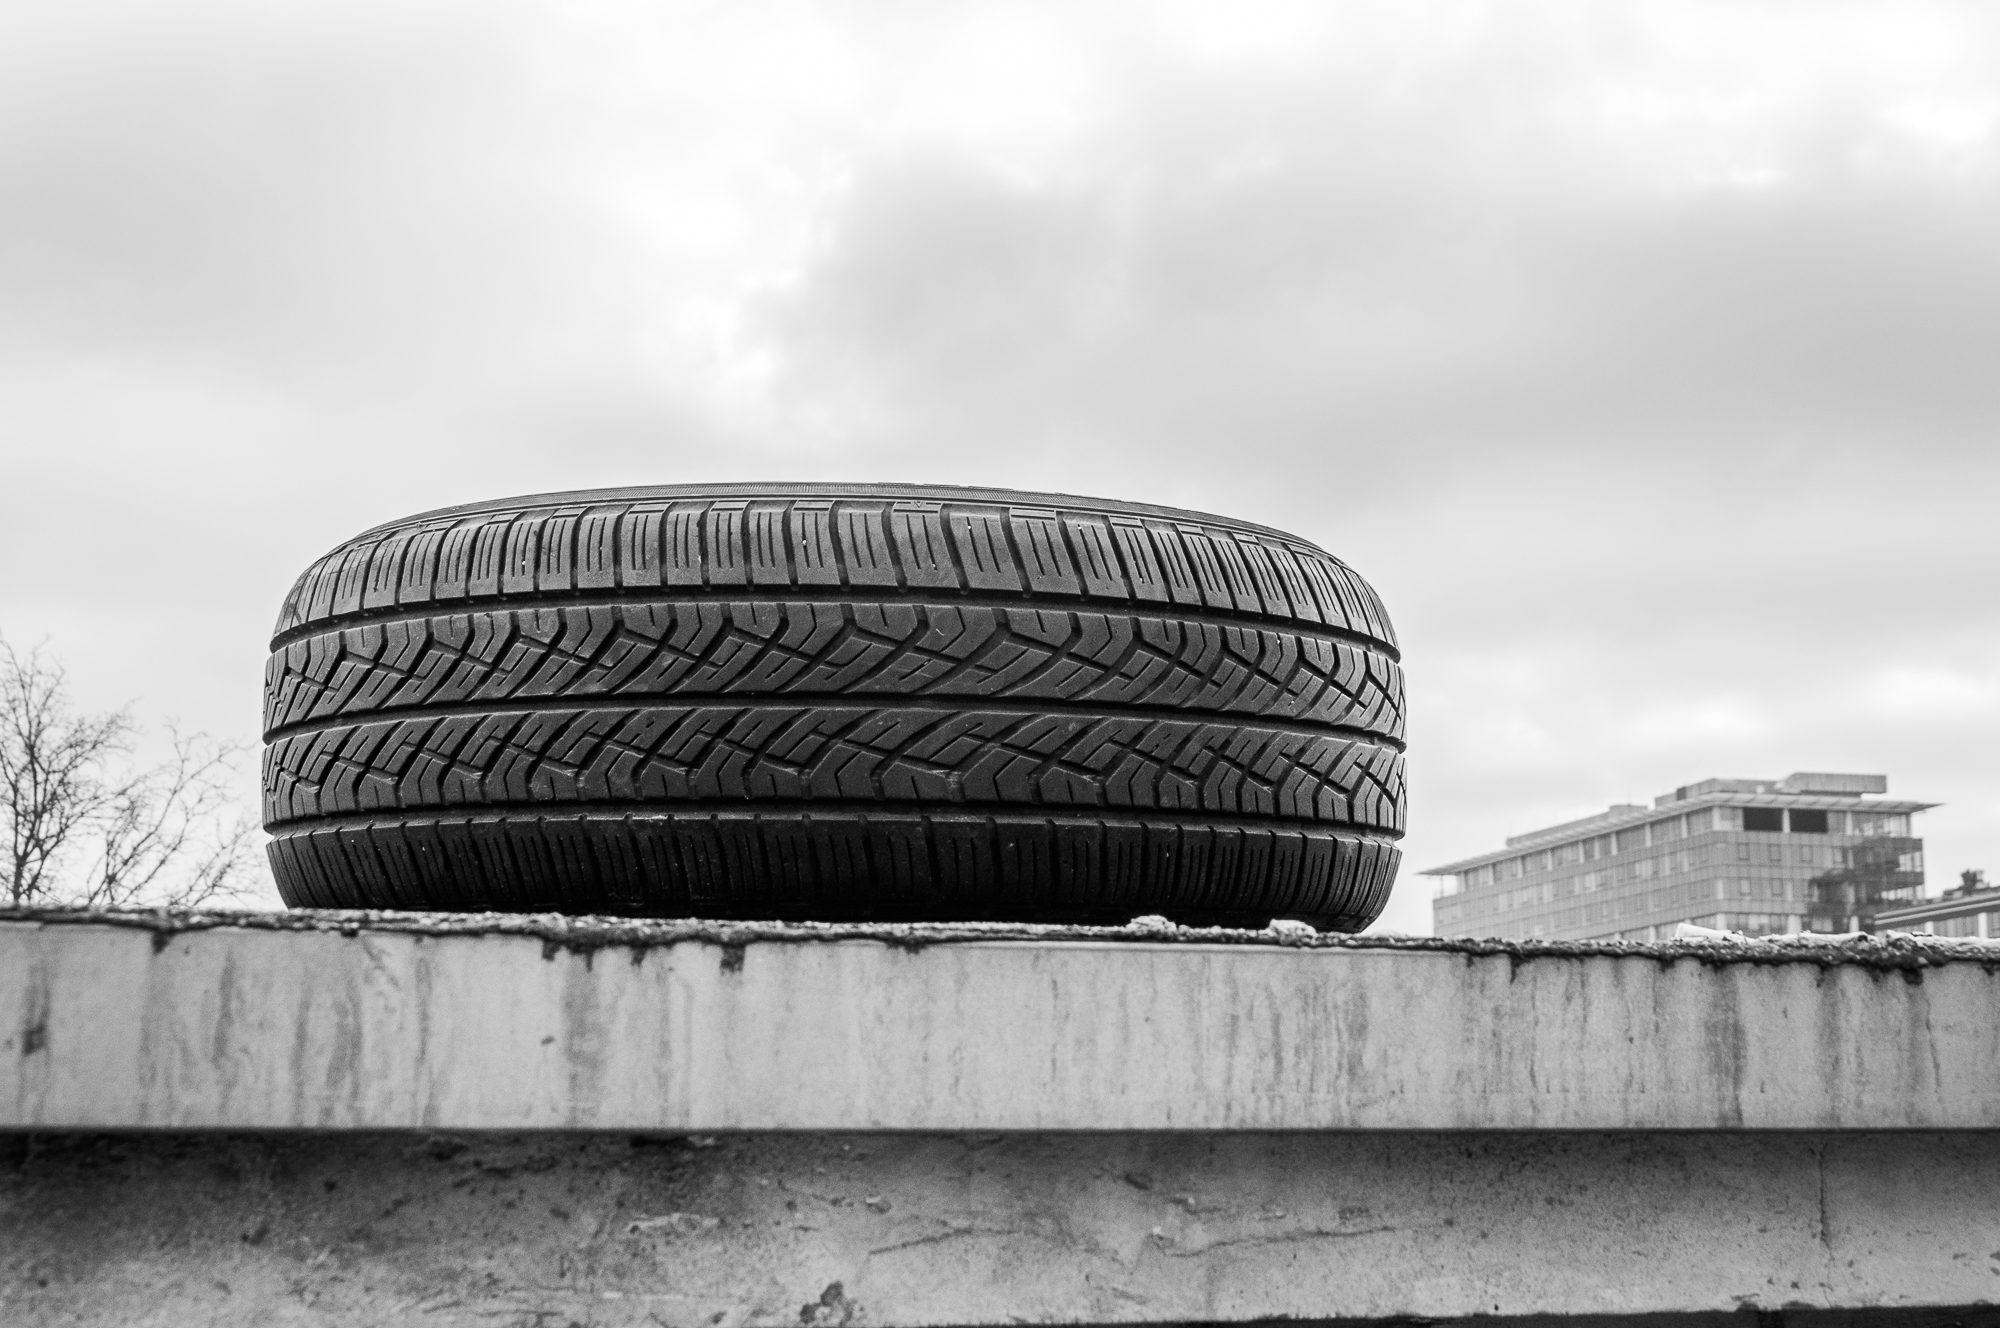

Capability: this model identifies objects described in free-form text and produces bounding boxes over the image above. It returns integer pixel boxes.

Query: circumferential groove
[264,697,1404,748]
[269,590,1402,659]
[264,804,1406,840]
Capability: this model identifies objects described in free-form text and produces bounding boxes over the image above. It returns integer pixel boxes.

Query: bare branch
[1,634,257,909]
[83,725,256,909]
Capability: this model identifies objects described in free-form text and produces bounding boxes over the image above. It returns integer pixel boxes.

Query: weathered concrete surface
[5,1130,2000,1326]
[5,911,2000,1131]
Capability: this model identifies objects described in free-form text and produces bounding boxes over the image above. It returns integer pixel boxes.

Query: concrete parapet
[5,911,2000,1131]
[8,911,2000,1324]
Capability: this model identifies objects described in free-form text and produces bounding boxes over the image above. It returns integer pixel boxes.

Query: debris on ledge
[4,906,1998,973]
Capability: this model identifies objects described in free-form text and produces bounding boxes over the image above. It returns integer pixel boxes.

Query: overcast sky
[3,0,1997,929]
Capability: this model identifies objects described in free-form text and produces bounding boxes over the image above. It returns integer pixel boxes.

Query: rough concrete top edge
[7,908,2000,971]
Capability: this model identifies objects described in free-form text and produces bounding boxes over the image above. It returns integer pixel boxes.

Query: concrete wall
[8,1130,2000,1326]
[7,912,2000,1325]
[6,913,2000,1131]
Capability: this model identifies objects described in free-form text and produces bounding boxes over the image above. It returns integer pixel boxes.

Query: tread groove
[265,802,1405,838]
[271,590,1401,658]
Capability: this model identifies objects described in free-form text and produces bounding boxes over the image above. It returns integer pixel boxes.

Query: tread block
[1062,514,1128,600]
[706,501,749,587]
[574,508,622,591]
[665,506,705,587]
[1145,522,1205,607]
[1009,509,1082,595]
[948,509,1023,592]
[535,508,584,593]
[788,502,842,587]
[618,505,666,587]
[747,503,791,587]
[500,519,540,595]
[892,503,957,590]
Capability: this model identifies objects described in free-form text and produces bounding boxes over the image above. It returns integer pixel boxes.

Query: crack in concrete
[865,1223,1020,1256]
[1817,1135,1835,1297]
[1152,1222,1438,1257]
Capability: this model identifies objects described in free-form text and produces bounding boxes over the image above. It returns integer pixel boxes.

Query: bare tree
[1,636,255,909]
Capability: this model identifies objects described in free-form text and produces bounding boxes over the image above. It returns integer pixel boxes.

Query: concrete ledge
[6,911,2000,1131]
[7,1130,2000,1325]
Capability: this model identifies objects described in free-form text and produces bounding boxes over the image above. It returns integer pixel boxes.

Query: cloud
[3,0,1998,931]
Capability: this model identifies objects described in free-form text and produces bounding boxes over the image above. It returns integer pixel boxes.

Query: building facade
[1424,773,1934,941]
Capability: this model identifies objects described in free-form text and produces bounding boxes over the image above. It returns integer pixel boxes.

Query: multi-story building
[1424,773,1934,941]
[1876,871,2000,939]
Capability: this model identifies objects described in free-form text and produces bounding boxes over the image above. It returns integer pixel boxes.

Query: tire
[262,484,1405,929]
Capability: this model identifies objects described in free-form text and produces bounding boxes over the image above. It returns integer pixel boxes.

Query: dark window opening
[1742,807,1783,832]
[1789,809,1828,834]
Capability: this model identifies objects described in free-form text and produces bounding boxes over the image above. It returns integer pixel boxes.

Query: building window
[1737,844,1751,862]
[1767,845,1783,863]
[1789,809,1828,833]
[1743,807,1783,832]
[1798,847,1813,865]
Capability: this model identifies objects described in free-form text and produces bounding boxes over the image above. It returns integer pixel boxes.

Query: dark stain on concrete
[18,969,49,1058]
[1703,971,1748,1128]
[800,1280,858,1326]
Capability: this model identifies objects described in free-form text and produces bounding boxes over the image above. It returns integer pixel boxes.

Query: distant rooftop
[1660,772,1888,806]
[1423,773,1937,876]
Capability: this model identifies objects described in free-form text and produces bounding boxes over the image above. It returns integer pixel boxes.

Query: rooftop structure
[1423,772,1936,941]
[1878,869,2000,939]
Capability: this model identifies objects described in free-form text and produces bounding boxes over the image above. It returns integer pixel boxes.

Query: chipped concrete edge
[6,907,2000,972]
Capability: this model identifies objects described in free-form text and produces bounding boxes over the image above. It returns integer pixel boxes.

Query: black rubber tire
[262,483,1405,929]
